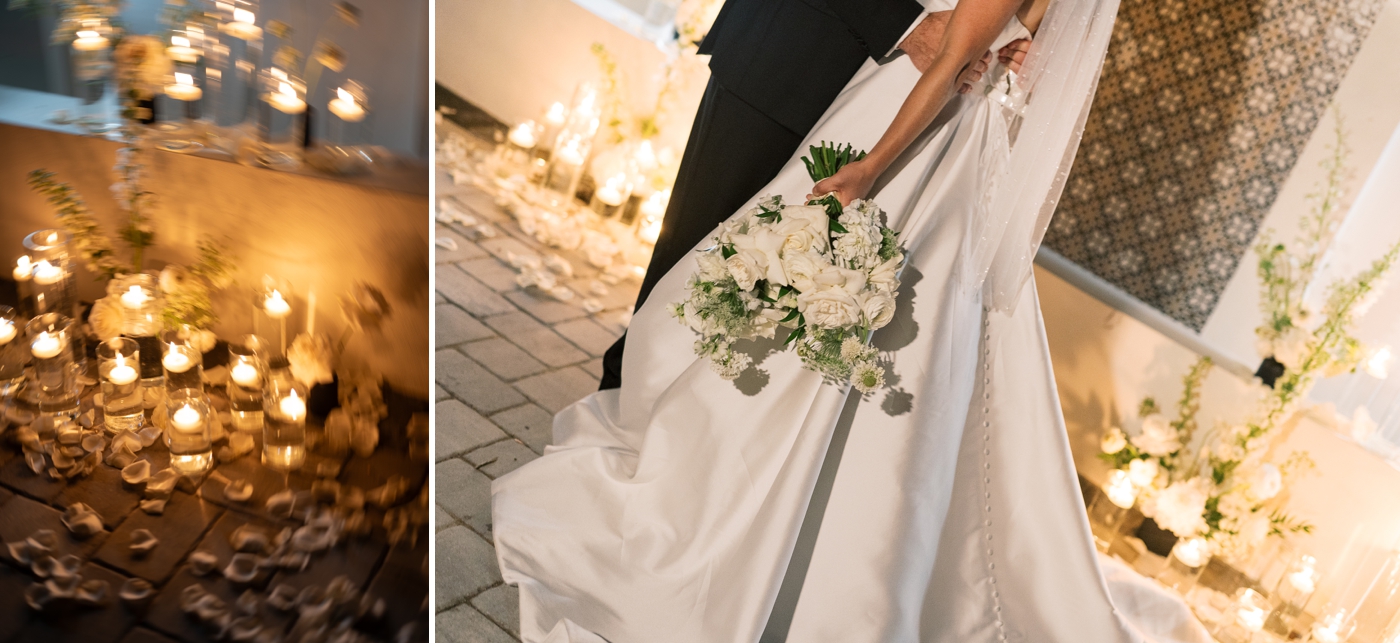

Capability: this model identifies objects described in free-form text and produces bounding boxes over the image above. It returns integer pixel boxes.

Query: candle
[1237,606,1265,632]
[264,290,291,318]
[267,81,306,114]
[634,139,657,171]
[1105,470,1137,509]
[120,285,150,310]
[508,122,537,149]
[231,362,260,388]
[163,348,193,374]
[279,390,306,421]
[31,332,61,359]
[1173,538,1209,568]
[172,404,203,432]
[108,354,137,386]
[166,72,203,101]
[1289,569,1316,594]
[0,320,15,345]
[545,102,567,126]
[31,261,62,286]
[222,8,262,40]
[597,174,630,207]
[641,189,669,220]
[73,30,109,51]
[13,256,31,282]
[639,215,663,245]
[556,139,585,167]
[328,87,366,122]
[166,35,200,63]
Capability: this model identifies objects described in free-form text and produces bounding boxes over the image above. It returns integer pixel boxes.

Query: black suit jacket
[699,0,924,136]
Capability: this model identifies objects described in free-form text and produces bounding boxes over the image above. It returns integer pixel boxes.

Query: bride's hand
[808,159,877,207]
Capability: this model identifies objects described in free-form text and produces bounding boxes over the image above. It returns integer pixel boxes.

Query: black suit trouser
[599,78,804,390]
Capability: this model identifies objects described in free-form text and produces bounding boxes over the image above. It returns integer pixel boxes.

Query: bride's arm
[810,0,1027,206]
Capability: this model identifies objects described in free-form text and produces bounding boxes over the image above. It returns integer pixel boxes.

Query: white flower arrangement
[673,143,905,392]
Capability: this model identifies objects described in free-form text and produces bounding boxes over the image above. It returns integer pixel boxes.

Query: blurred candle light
[73,29,109,51]
[31,332,61,359]
[268,79,306,114]
[264,290,291,318]
[107,353,137,386]
[12,256,31,282]
[1235,589,1267,633]
[1105,469,1137,509]
[231,362,259,387]
[279,389,306,421]
[328,86,366,122]
[166,71,203,101]
[1366,346,1391,379]
[508,121,538,149]
[167,34,200,63]
[31,261,62,286]
[223,8,262,40]
[120,285,150,309]
[172,403,202,432]
[0,319,15,345]
[545,102,567,126]
[1289,556,1318,594]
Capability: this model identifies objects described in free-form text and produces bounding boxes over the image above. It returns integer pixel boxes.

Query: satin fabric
[492,13,1147,643]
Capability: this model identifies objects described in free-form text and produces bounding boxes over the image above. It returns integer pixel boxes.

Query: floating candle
[172,404,203,432]
[508,121,537,149]
[555,138,585,166]
[279,390,306,421]
[166,35,200,63]
[640,189,669,220]
[108,354,137,385]
[1105,470,1137,509]
[166,72,203,101]
[163,348,193,374]
[267,81,305,114]
[327,87,366,122]
[222,8,262,40]
[264,290,291,318]
[31,332,61,359]
[120,285,150,309]
[31,261,62,286]
[1173,538,1210,568]
[230,362,260,388]
[545,102,567,126]
[12,256,31,282]
[73,30,109,51]
[0,320,14,345]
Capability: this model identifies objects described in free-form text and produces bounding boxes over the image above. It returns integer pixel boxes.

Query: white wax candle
[166,36,200,63]
[1314,626,1341,643]
[1289,569,1316,594]
[280,391,306,421]
[0,320,15,345]
[12,256,31,282]
[639,216,662,245]
[508,122,537,149]
[1173,538,1209,568]
[556,140,585,167]
[640,190,668,220]
[166,72,202,101]
[73,30,109,51]
[267,83,306,114]
[163,349,193,374]
[1106,479,1137,509]
[264,290,291,318]
[545,102,567,126]
[328,87,366,122]
[120,285,150,309]
[634,139,657,170]
[31,332,61,359]
[32,261,62,286]
[596,174,629,207]
[222,9,262,40]
[230,362,260,387]
[1237,606,1265,632]
[172,404,203,432]
[108,355,137,385]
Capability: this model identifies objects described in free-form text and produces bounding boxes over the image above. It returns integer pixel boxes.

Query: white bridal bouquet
[673,143,905,392]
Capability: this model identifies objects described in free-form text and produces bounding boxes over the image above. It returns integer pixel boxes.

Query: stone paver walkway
[433,138,641,643]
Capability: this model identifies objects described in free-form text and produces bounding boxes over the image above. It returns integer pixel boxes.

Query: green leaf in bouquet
[829,218,848,234]
[801,141,868,182]
[721,245,736,259]
[784,326,806,346]
[780,308,800,323]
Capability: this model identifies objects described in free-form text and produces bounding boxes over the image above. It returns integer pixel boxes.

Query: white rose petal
[859,290,897,330]
[797,287,862,329]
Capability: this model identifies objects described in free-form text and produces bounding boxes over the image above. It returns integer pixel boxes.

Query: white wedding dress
[491,1,1167,641]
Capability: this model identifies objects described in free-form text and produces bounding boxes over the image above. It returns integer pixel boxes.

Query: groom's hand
[899,11,951,74]
[998,39,1031,74]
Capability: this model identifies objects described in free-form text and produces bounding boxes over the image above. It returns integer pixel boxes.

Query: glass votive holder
[0,306,25,399]
[98,337,144,433]
[1088,470,1138,552]
[160,329,204,392]
[254,277,293,363]
[325,80,369,145]
[70,17,118,134]
[1309,605,1357,643]
[1268,553,1320,634]
[1158,537,1212,595]
[23,229,76,319]
[590,172,631,219]
[228,335,267,432]
[109,273,165,390]
[543,134,588,197]
[262,372,306,472]
[165,389,213,476]
[1215,588,1271,643]
[25,313,79,421]
[156,71,205,153]
[11,255,36,318]
[254,66,307,170]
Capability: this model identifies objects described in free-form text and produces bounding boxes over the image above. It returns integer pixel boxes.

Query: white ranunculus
[1101,427,1127,454]
[868,255,902,292]
[159,265,190,294]
[1272,325,1313,371]
[797,287,863,329]
[1130,413,1181,457]
[859,290,897,330]
[1153,479,1210,538]
[782,251,823,294]
[88,296,125,341]
[1248,463,1283,501]
[1127,458,1160,488]
[725,251,763,291]
[696,252,729,282]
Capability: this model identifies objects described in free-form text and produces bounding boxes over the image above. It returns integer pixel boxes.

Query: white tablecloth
[1100,553,1217,643]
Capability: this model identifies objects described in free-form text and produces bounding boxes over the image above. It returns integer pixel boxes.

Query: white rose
[782,251,823,294]
[88,296,125,341]
[1130,413,1181,457]
[696,252,729,282]
[682,301,711,334]
[1248,463,1283,501]
[867,255,902,292]
[780,205,832,254]
[1153,479,1210,538]
[1272,325,1313,371]
[797,287,862,329]
[859,290,897,330]
[1128,458,1159,488]
[725,251,763,291]
[1101,427,1127,454]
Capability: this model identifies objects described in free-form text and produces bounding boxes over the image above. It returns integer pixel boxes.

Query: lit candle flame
[233,8,254,24]
[77,30,99,39]
[337,87,354,104]
[172,35,190,47]
[175,72,194,87]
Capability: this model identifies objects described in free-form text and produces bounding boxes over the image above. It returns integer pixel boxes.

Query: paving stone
[437,603,517,643]
[461,338,547,381]
[435,526,501,610]
[0,485,13,508]
[503,290,589,325]
[11,562,137,643]
[579,358,605,379]
[0,494,109,566]
[465,440,538,480]
[144,565,296,643]
[476,236,538,265]
[438,400,508,461]
[0,449,68,502]
[198,438,328,511]
[438,304,496,347]
[592,309,633,336]
[512,367,598,414]
[489,405,554,454]
[436,291,447,305]
[436,225,490,264]
[437,459,494,535]
[438,265,516,318]
[187,510,284,587]
[552,318,618,357]
[458,257,522,293]
[55,456,151,530]
[437,384,451,401]
[436,503,459,532]
[482,312,588,368]
[269,534,389,594]
[471,584,521,638]
[93,490,222,585]
[447,191,512,225]
[438,349,526,414]
[0,563,35,642]
[366,540,430,634]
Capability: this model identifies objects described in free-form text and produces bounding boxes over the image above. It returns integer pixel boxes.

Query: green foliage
[26,169,124,279]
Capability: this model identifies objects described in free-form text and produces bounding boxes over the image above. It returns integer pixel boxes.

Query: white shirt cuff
[886,11,929,58]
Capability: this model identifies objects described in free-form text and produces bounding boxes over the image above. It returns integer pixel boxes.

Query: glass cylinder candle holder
[1158,537,1211,595]
[1088,470,1138,553]
[1268,553,1321,634]
[590,172,632,219]
[160,329,204,393]
[165,389,213,476]
[636,188,670,245]
[540,101,567,157]
[156,71,206,153]
[109,273,165,390]
[325,80,369,145]
[543,134,588,197]
[1345,550,1400,641]
[208,4,260,152]
[228,335,267,432]
[254,277,293,364]
[11,255,35,318]
[98,338,144,433]
[23,229,76,320]
[25,313,79,421]
[262,372,306,472]
[253,67,307,170]
[1215,588,1271,643]
[0,306,25,399]
[1309,606,1357,643]
[70,17,118,134]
